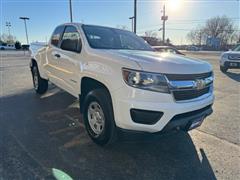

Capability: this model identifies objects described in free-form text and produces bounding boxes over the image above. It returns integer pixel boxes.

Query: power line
[138,19,240,31]
[138,28,240,33]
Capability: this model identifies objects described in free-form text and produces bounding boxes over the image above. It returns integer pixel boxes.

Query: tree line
[0,34,22,49]
[187,15,240,48]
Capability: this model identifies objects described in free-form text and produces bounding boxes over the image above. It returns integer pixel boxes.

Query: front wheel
[82,89,117,146]
[220,66,228,73]
[31,65,48,94]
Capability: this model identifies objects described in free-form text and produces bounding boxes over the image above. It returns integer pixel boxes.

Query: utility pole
[69,0,73,22]
[161,4,168,44]
[19,17,30,45]
[133,0,137,33]
[129,16,134,32]
[6,22,11,37]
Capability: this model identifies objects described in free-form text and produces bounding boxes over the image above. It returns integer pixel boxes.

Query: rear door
[56,25,82,96]
[45,25,65,87]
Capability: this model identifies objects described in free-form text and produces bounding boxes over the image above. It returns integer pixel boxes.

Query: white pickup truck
[0,44,16,50]
[30,23,214,145]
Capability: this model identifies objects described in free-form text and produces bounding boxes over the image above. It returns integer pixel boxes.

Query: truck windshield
[82,25,153,51]
[233,44,240,51]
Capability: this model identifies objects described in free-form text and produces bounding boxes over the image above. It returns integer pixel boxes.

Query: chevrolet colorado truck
[30,23,214,145]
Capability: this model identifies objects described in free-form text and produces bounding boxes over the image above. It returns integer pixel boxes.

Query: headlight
[222,54,229,59]
[122,68,170,93]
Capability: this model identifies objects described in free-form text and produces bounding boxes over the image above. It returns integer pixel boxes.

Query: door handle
[54,54,61,58]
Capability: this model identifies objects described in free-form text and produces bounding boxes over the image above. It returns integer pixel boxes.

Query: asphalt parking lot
[0,50,239,180]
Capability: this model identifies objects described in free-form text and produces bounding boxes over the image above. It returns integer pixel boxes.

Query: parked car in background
[30,23,214,145]
[186,45,200,51]
[22,44,30,50]
[0,44,16,50]
[153,46,185,55]
[220,44,240,73]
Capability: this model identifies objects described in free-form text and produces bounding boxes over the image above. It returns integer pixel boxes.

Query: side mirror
[60,39,81,53]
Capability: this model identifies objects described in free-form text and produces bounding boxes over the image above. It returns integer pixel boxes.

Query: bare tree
[144,31,157,38]
[142,31,160,46]
[1,33,16,44]
[229,32,240,44]
[187,26,204,45]
[203,15,236,46]
[187,16,238,47]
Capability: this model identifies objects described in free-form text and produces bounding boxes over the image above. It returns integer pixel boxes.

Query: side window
[51,26,65,47]
[60,26,82,53]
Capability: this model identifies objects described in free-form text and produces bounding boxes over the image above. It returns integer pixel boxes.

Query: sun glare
[168,0,182,11]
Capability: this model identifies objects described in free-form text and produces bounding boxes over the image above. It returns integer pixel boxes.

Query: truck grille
[165,72,213,101]
[165,72,212,81]
[172,87,210,101]
[228,54,240,60]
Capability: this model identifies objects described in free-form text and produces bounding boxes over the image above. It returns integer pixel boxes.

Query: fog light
[130,109,163,125]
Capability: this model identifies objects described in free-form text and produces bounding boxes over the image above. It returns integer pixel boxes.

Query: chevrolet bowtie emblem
[195,79,206,90]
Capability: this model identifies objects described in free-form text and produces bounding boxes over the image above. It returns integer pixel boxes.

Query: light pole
[6,22,11,37]
[161,4,168,44]
[19,17,30,45]
[129,16,134,32]
[133,0,137,34]
[69,0,73,22]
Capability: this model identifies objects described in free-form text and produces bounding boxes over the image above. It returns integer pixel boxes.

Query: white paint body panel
[32,23,214,133]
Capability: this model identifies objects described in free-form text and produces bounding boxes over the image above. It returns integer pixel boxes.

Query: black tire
[82,89,117,146]
[220,66,228,73]
[0,47,5,50]
[31,65,48,94]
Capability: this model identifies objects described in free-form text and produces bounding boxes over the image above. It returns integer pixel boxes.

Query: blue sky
[1,0,240,44]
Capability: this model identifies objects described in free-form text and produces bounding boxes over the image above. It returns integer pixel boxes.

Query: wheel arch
[79,76,113,113]
[30,58,48,80]
[30,58,37,69]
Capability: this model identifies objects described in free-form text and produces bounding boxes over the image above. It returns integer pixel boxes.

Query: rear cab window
[51,26,65,47]
[60,26,82,53]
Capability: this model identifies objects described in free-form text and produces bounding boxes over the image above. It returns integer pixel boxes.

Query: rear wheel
[31,65,48,94]
[220,65,228,73]
[82,89,117,146]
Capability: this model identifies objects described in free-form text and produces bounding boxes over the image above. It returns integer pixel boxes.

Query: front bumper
[112,86,214,133]
[220,58,240,69]
[161,104,212,132]
[224,61,240,69]
[117,105,212,140]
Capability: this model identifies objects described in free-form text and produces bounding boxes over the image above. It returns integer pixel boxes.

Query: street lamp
[129,16,134,32]
[19,17,30,45]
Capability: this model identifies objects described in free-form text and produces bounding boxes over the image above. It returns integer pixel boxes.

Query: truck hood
[104,50,212,74]
[222,51,240,55]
